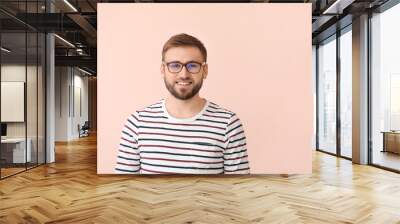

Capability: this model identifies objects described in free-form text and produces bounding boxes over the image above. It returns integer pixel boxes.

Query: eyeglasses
[163,61,206,74]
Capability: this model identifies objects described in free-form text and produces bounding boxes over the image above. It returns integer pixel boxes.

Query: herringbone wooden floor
[1,134,400,224]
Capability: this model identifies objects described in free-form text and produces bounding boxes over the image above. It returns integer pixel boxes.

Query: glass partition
[0,1,46,179]
[0,31,28,177]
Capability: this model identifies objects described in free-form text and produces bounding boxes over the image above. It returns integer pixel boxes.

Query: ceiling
[0,0,392,75]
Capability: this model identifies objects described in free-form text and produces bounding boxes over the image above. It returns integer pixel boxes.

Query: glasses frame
[163,61,207,74]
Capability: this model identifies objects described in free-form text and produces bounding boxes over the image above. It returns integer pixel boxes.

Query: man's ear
[203,64,208,79]
[160,64,165,77]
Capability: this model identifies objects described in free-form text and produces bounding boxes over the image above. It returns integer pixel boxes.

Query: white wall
[55,67,70,141]
[55,67,89,141]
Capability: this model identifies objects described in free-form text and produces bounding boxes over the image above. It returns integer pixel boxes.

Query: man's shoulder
[124,100,164,121]
[207,101,236,118]
[139,100,164,111]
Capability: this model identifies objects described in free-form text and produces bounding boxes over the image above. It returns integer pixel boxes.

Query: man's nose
[178,66,191,78]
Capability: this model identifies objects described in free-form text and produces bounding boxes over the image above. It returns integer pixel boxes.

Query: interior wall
[88,77,97,132]
[55,66,89,141]
[55,66,70,141]
[72,71,89,138]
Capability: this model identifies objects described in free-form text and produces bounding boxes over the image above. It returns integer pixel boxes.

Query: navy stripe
[224,149,247,156]
[226,124,242,135]
[141,115,168,119]
[119,149,138,154]
[147,106,162,109]
[196,118,227,125]
[228,118,239,127]
[229,130,244,139]
[118,155,140,161]
[225,155,248,161]
[127,119,138,128]
[120,143,138,150]
[122,131,133,138]
[115,168,140,173]
[208,105,220,110]
[138,138,225,150]
[205,109,233,115]
[227,143,246,150]
[141,162,223,170]
[224,161,249,167]
[148,102,162,107]
[209,102,220,107]
[138,125,225,137]
[229,137,246,144]
[141,151,223,159]
[140,110,163,113]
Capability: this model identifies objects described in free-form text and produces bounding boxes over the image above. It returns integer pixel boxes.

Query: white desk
[1,138,31,163]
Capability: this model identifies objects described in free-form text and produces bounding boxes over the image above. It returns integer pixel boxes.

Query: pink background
[97,3,313,174]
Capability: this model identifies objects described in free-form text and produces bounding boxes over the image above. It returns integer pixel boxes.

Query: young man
[115,33,250,174]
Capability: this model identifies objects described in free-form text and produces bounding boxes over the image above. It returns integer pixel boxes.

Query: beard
[164,77,203,100]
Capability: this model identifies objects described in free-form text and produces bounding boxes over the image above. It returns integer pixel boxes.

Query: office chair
[79,121,90,138]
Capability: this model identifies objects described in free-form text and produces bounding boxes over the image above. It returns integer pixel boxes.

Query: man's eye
[169,63,181,68]
[187,63,199,69]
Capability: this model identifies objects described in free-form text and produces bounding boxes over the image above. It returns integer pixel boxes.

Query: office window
[317,35,337,154]
[371,3,400,171]
[339,27,352,158]
[313,45,317,150]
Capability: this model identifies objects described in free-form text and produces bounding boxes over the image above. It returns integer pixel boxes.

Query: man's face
[161,46,208,100]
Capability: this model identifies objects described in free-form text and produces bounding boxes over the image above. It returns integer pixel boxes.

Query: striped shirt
[115,99,250,174]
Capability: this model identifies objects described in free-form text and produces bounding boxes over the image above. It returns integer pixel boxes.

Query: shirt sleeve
[224,113,250,174]
[115,112,140,174]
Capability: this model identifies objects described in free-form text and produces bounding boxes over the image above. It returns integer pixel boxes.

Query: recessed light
[1,47,11,53]
[63,0,78,12]
[54,34,75,48]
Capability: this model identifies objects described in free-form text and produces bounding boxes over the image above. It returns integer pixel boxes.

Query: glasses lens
[168,62,183,73]
[186,62,201,73]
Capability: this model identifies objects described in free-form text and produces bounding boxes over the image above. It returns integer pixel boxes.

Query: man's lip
[176,81,193,85]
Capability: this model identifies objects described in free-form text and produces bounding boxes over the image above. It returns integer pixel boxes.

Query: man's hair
[162,33,207,62]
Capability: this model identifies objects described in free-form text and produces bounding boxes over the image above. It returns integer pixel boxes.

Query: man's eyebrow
[185,60,202,64]
[166,60,181,63]
[165,60,202,64]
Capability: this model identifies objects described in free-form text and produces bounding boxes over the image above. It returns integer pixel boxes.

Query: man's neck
[165,95,206,119]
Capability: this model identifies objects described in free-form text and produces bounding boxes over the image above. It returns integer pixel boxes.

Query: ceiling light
[1,47,11,53]
[322,0,354,15]
[63,0,78,12]
[54,34,75,48]
[78,67,93,76]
